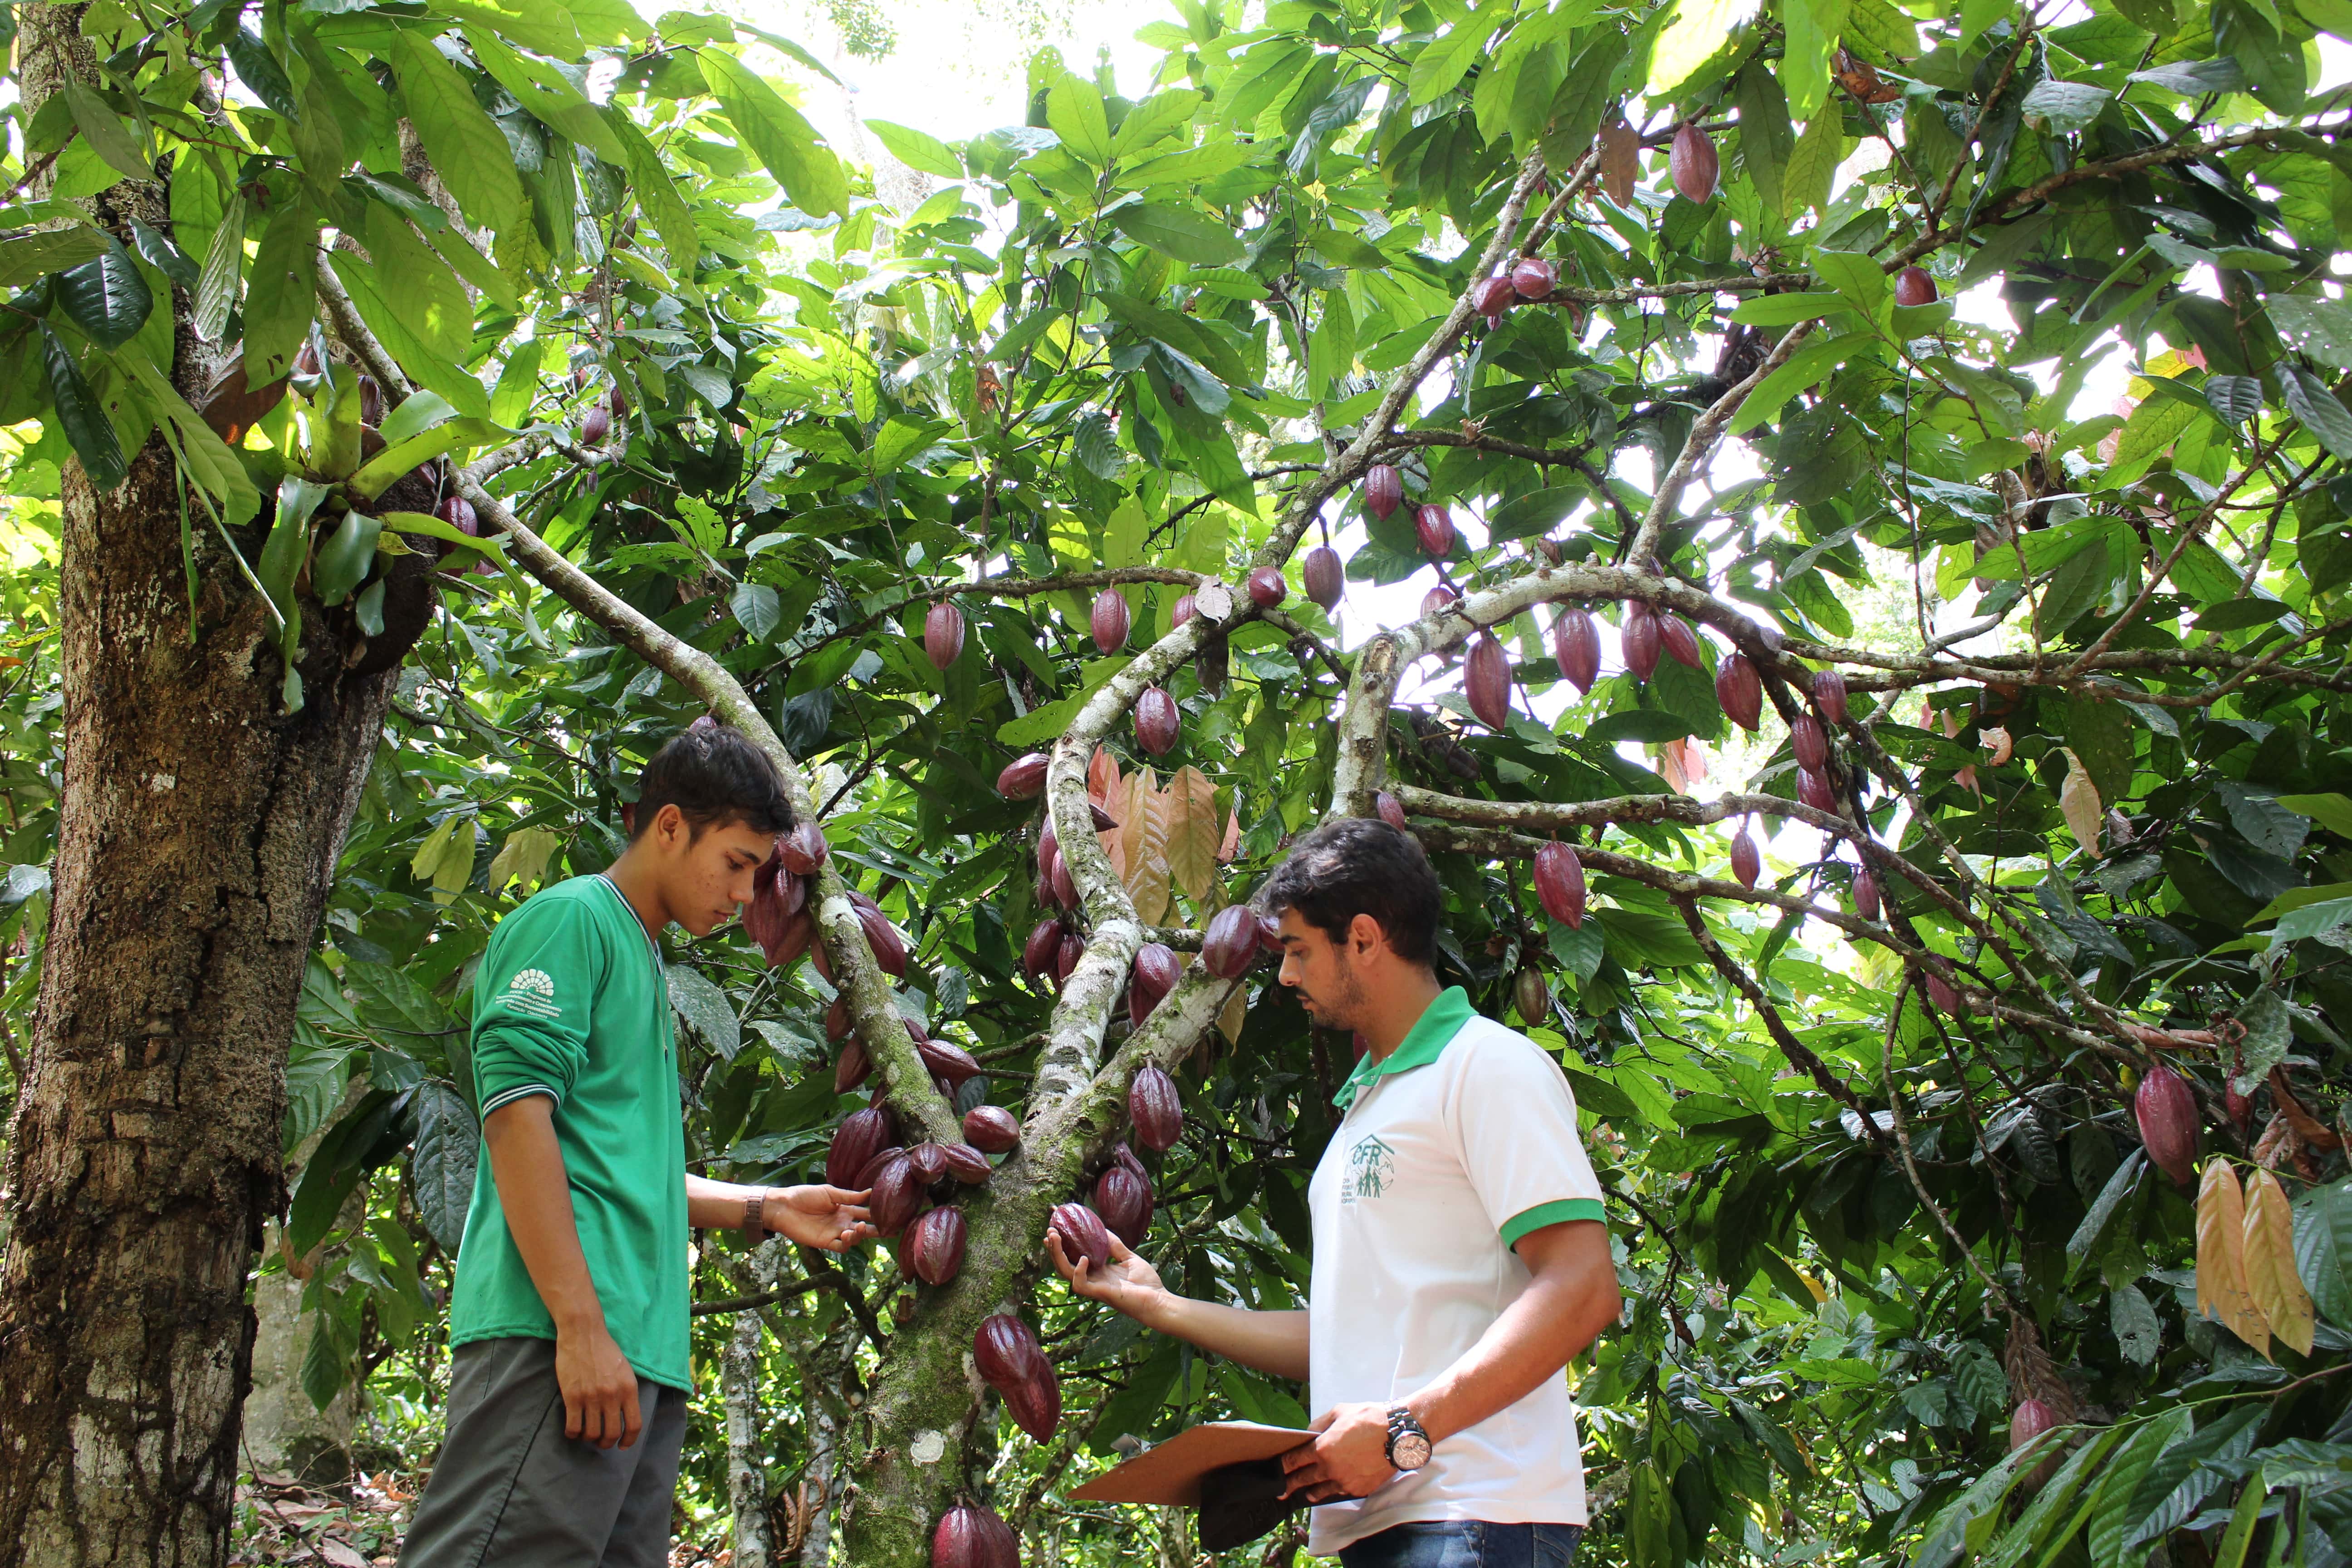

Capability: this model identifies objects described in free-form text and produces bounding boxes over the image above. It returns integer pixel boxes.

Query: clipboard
[1069,1421,1315,1506]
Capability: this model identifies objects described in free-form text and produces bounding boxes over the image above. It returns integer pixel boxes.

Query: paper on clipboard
[1068,1422,1316,1506]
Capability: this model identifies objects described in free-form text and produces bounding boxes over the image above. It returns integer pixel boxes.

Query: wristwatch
[745,1190,769,1245]
[1385,1406,1433,1472]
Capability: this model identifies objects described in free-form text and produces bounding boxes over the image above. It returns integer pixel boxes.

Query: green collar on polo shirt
[1332,986,1475,1109]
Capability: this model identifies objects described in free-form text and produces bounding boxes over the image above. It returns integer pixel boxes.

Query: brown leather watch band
[745,1190,768,1245]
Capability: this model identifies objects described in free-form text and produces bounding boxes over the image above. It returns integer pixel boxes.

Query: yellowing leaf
[1647,0,1759,94]
[488,825,560,894]
[2196,1160,2270,1357]
[2058,747,2102,858]
[1163,766,1221,905]
[410,813,477,905]
[2244,1168,2315,1356]
[1122,769,1171,926]
[1218,980,1249,1044]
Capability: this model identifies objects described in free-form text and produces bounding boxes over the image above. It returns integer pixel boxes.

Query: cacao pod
[1716,652,1763,731]
[438,494,479,536]
[1796,767,1835,812]
[780,822,829,876]
[777,870,809,917]
[1853,865,1882,921]
[1894,266,1938,307]
[1376,791,1409,831]
[1925,970,1964,1017]
[1659,613,1702,669]
[1510,256,1557,299]
[1050,1202,1113,1272]
[1171,592,1196,627]
[1671,122,1718,202]
[1129,943,1181,1027]
[1514,966,1550,1024]
[1813,668,1850,724]
[1094,1162,1153,1247]
[1473,274,1516,322]
[907,1142,950,1185]
[1024,918,1063,980]
[855,1146,905,1188]
[1554,608,1601,695]
[1622,601,1661,682]
[869,1155,926,1235]
[1130,1064,1183,1151]
[609,384,628,418]
[920,1039,984,1085]
[1790,714,1829,774]
[963,1105,1021,1153]
[1001,1357,1061,1443]
[1090,588,1130,653]
[1203,904,1261,979]
[905,1204,966,1285]
[2135,1064,2199,1186]
[835,1039,872,1093]
[943,1143,992,1184]
[1049,853,1079,913]
[1421,585,1460,624]
[1088,800,1118,832]
[1730,826,1761,889]
[745,853,797,964]
[1303,545,1344,611]
[582,404,612,445]
[294,341,323,377]
[932,1504,1019,1568]
[2009,1397,2056,1453]
[1037,818,1058,886]
[1415,503,1456,558]
[1534,842,1587,928]
[826,1107,893,1188]
[1362,463,1403,521]
[766,908,816,970]
[924,602,965,670]
[1056,931,1084,982]
[1247,565,1288,608]
[1113,1141,1147,1178]
[973,1313,1043,1392]
[1135,686,1179,756]
[1256,912,1284,955]
[357,373,382,427]
[1466,634,1512,730]
[858,904,910,976]
[997,753,1050,799]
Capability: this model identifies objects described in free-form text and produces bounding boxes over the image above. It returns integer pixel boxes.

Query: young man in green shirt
[399,725,873,1568]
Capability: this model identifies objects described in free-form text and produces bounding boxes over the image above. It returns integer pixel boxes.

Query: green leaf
[1542,33,1626,174]
[299,1317,346,1413]
[53,237,151,351]
[38,324,127,491]
[1409,7,1506,103]
[2107,396,2199,483]
[2296,1180,2352,1327]
[1810,249,1886,316]
[1046,74,1113,166]
[667,962,742,1061]
[1731,292,1851,326]
[225,26,301,121]
[258,478,331,639]
[2110,1282,2161,1364]
[59,76,152,182]
[2066,1149,2144,1273]
[1110,203,1245,265]
[2267,294,2352,370]
[490,339,543,428]
[0,226,108,291]
[2206,373,2263,422]
[2278,793,2352,839]
[461,27,626,163]
[239,204,319,384]
[1783,0,1847,120]
[2282,364,2352,459]
[732,582,780,640]
[864,117,962,179]
[2018,78,2112,132]
[310,507,380,607]
[365,202,472,366]
[409,1081,478,1256]
[1784,108,1847,217]
[1307,288,1355,402]
[700,49,849,217]
[1728,331,1867,433]
[194,189,246,345]
[1737,65,1796,220]
[1649,0,1748,93]
[386,32,529,233]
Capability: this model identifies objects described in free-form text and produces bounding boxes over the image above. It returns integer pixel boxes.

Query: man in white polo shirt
[1048,818,1621,1567]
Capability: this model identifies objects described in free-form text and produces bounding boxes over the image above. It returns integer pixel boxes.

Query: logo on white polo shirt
[503,968,562,1019]
[1340,1135,1396,1204]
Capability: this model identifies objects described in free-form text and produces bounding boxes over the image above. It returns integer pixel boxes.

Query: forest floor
[228,1468,736,1566]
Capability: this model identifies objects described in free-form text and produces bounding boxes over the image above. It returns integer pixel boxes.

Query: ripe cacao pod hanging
[2135,1064,2199,1186]
[2009,1398,2056,1453]
[858,904,910,976]
[974,1314,1044,1392]
[357,373,382,427]
[1001,1358,1061,1443]
[1088,800,1118,832]
[1671,122,1718,202]
[1894,266,1939,307]
[1534,842,1588,928]
[295,340,324,377]
[1473,275,1516,323]
[1790,714,1829,774]
[869,1155,926,1235]
[1716,652,1763,731]
[1037,818,1058,886]
[1303,545,1344,610]
[1256,912,1284,955]
[777,870,809,917]
[1024,917,1063,980]
[1925,970,1964,1017]
[906,1142,950,1185]
[1813,668,1850,724]
[835,1039,872,1093]
[932,1504,1020,1568]
[1049,853,1079,914]
[1796,767,1835,812]
[1730,825,1761,889]
[439,494,479,536]
[1376,792,1409,831]
[765,908,815,970]
[1135,686,1179,756]
[1113,1142,1147,1179]
[825,995,852,1043]
[1554,608,1601,695]
[855,1145,904,1187]
[826,1107,894,1188]
[1247,565,1288,608]
[963,1105,1021,1153]
[997,753,1050,799]
[1091,588,1130,653]
[920,1038,984,1085]
[1203,905,1261,979]
[1056,931,1084,983]
[1622,601,1661,682]
[1853,864,1882,921]
[780,823,829,876]
[1094,1162,1153,1247]
[1510,256,1557,299]
[1129,943,1181,1027]
[581,404,612,445]
[1049,1202,1113,1272]
[1466,634,1512,730]
[1171,592,1196,627]
[609,384,628,418]
[1659,614,1702,669]
[1514,966,1550,1024]
[1415,503,1456,558]
[943,1143,992,1183]
[1362,463,1403,521]
[924,602,965,670]
[905,1205,966,1285]
[1421,584,1459,619]
[1130,1065,1183,1151]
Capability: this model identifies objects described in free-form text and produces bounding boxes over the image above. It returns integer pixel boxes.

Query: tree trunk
[723,1284,773,1568]
[0,12,430,1558]
[796,1314,857,1568]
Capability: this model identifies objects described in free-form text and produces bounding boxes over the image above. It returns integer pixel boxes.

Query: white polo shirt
[1305,987,1607,1556]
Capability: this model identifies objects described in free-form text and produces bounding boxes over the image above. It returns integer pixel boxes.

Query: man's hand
[763,1185,875,1251]
[1278,1402,1400,1503]
[1046,1230,1170,1324]
[555,1320,643,1450]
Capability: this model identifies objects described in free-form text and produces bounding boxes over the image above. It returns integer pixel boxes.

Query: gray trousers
[397,1337,689,1568]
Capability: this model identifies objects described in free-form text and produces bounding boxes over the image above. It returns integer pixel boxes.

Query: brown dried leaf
[1217,805,1240,864]
[1122,769,1171,926]
[1599,112,1640,206]
[1218,980,1248,1044]
[2244,1167,2314,1356]
[1164,766,1221,905]
[2058,747,2102,858]
[2196,1160,2269,1357]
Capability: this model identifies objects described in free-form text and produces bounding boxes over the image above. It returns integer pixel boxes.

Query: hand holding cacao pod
[1048,1202,1112,1273]
[1093,1160,1153,1247]
[825,1106,894,1188]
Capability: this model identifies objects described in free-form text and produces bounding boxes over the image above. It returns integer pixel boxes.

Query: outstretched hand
[1047,1229,1168,1323]
[765,1184,875,1251]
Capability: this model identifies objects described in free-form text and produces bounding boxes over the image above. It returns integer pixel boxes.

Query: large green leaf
[54,238,152,351]
[1110,203,1245,265]
[385,31,529,233]
[239,205,319,384]
[409,1081,479,1253]
[37,324,127,491]
[699,49,848,217]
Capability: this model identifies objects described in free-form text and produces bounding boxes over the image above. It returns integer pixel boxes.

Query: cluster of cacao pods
[1022,915,1085,991]
[1620,600,1701,684]
[822,1107,995,1283]
[1535,841,1587,929]
[932,1503,1019,1568]
[744,831,820,970]
[2135,1063,2199,1186]
[974,1313,1060,1441]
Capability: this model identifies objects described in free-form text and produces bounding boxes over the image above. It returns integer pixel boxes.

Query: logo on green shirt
[504,968,561,1019]
[1341,1135,1396,1203]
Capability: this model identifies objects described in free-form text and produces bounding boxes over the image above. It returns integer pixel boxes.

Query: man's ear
[1348,911,1385,959]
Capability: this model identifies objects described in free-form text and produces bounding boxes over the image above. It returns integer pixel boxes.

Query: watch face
[1392,1432,1433,1471]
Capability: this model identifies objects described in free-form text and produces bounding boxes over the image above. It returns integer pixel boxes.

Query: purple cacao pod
[1091,588,1130,654]
[906,1142,950,1185]
[1414,503,1455,559]
[835,1039,872,1094]
[1716,652,1763,732]
[826,1107,893,1188]
[1797,767,1835,812]
[1466,633,1512,730]
[1256,912,1284,956]
[1247,565,1288,608]
[1554,607,1601,695]
[1730,827,1761,890]
[437,493,480,536]
[2135,1065,2199,1186]
[1056,931,1084,983]
[358,371,383,425]
[1660,614,1702,669]
[1895,266,1939,307]
[1510,256,1557,299]
[2009,1397,2057,1453]
[854,1146,904,1188]
[1170,592,1196,627]
[1202,905,1260,979]
[1473,274,1516,322]
[1791,714,1830,774]
[869,1155,926,1236]
[973,1313,1043,1392]
[1363,463,1403,521]
[1853,864,1882,921]
[1622,601,1661,683]
[997,753,1050,799]
[1049,851,1079,913]
[1926,971,1965,1017]
[905,1204,966,1285]
[932,1504,1019,1568]
[582,403,612,445]
[779,822,829,876]
[1534,842,1587,929]
[963,1105,1021,1153]
[1514,966,1550,1023]
[858,904,909,976]
[1094,1162,1153,1247]
[1130,1064,1183,1151]
[1376,792,1408,831]
[1135,686,1179,756]
[1303,545,1343,610]
[924,602,965,670]
[943,1143,992,1183]
[1049,1202,1112,1271]
[1001,1358,1060,1443]
[1671,122,1718,202]
[1421,584,1459,619]
[1129,943,1181,1027]
[919,1038,984,1085]
[1024,918,1063,980]
[1814,668,1850,724]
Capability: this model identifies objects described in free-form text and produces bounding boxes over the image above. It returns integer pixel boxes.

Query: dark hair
[1261,818,1441,966]
[629,724,795,841]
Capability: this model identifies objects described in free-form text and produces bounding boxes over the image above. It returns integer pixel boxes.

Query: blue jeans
[1339,1522,1585,1568]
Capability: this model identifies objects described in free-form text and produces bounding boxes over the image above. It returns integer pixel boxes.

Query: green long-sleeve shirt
[449,875,690,1390]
